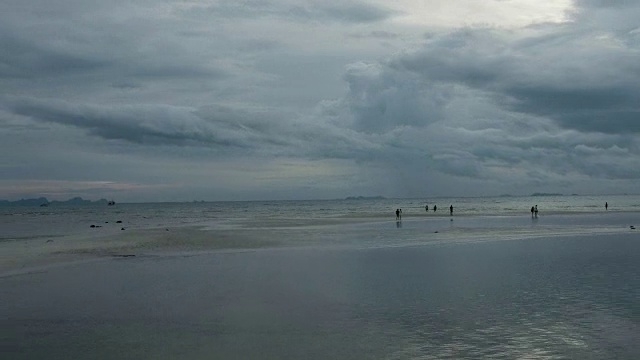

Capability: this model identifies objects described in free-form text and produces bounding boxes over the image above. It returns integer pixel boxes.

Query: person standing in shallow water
[433,205,437,212]
[425,204,428,212]
[395,209,400,220]
[531,206,535,217]
[605,202,608,210]
[449,205,453,216]
[534,205,538,217]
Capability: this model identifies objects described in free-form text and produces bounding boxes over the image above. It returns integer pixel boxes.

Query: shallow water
[2,232,639,359]
[2,196,639,359]
[2,194,639,240]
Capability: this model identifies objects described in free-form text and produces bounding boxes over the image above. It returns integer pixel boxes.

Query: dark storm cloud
[347,31,400,41]
[10,99,261,148]
[553,110,640,134]
[8,98,380,161]
[341,62,452,133]
[306,2,397,23]
[0,2,229,85]
[326,1,640,185]
[192,0,397,24]
[0,34,108,78]
[387,24,640,135]
[575,0,636,8]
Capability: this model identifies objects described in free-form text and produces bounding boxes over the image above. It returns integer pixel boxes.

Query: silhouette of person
[395,209,400,220]
[449,205,453,216]
[531,206,535,217]
[425,205,428,212]
[433,205,437,212]
[399,209,402,220]
[534,205,538,217]
[605,202,608,210]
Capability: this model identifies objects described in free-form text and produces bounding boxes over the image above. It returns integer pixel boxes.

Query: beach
[2,198,639,359]
[1,207,636,276]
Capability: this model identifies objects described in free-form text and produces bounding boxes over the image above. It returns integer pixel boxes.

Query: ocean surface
[2,194,640,240]
[1,195,639,359]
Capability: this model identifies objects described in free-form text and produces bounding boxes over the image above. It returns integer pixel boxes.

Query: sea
[1,194,639,359]
[2,194,640,240]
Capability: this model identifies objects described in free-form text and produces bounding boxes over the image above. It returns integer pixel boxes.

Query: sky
[1,0,640,202]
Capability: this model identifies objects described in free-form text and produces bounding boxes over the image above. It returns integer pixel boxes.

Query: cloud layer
[1,0,640,201]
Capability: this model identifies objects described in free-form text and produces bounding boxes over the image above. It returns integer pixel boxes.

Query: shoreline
[2,211,637,277]
[0,226,281,277]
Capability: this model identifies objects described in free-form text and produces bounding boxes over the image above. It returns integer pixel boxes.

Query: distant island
[344,196,386,200]
[0,197,110,207]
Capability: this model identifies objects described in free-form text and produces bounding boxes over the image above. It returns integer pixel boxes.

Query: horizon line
[2,193,637,205]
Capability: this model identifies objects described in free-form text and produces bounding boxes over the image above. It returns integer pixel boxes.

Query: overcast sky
[1,0,639,202]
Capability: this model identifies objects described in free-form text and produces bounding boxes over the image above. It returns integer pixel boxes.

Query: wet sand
[2,230,639,359]
[2,212,637,276]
